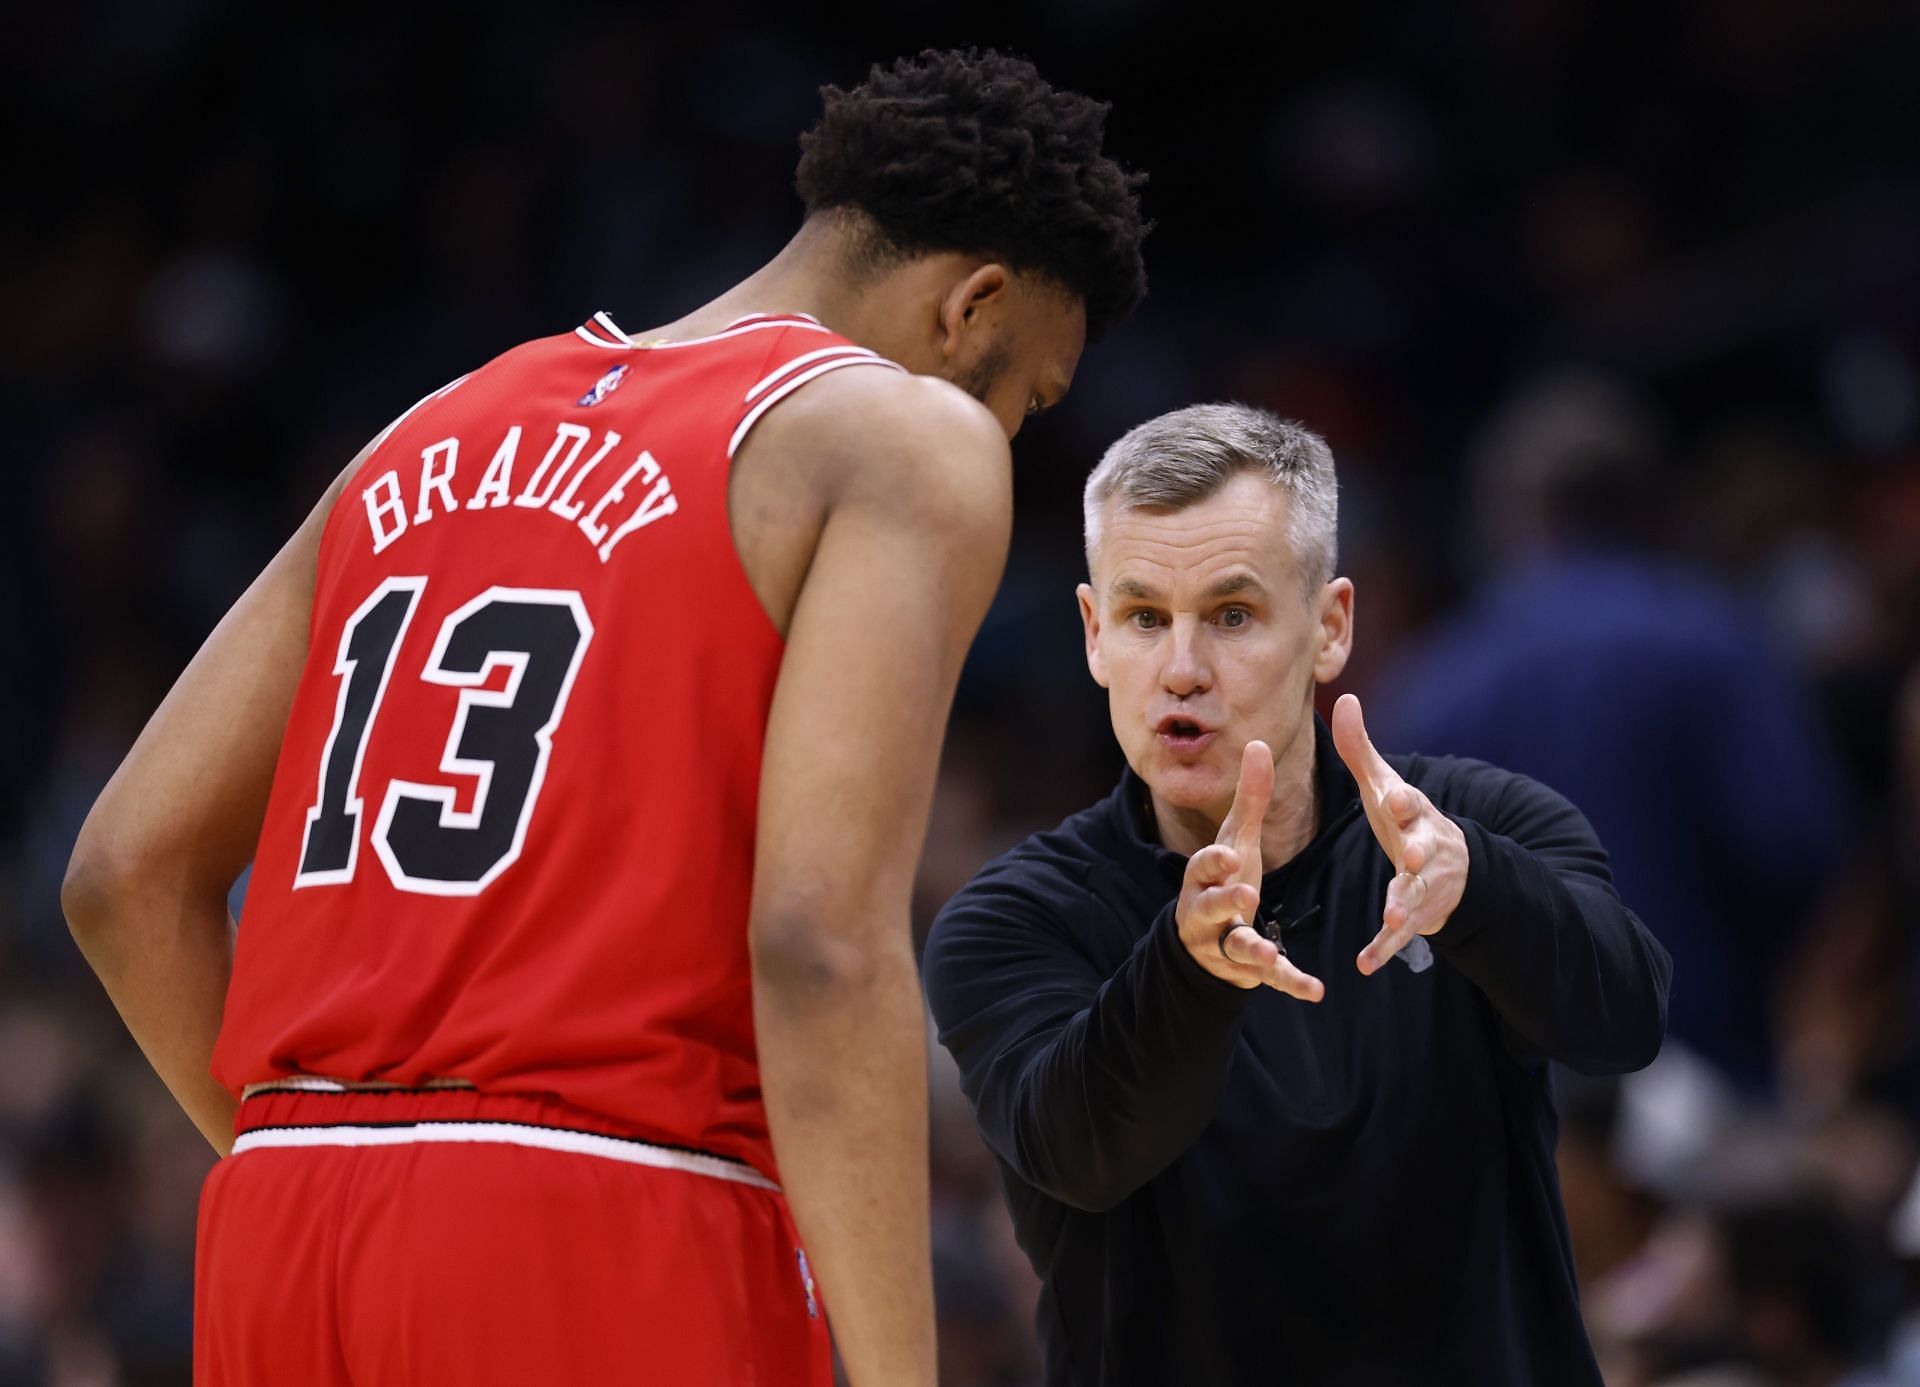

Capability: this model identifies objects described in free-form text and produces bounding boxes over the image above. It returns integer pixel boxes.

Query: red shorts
[195,1090,832,1386]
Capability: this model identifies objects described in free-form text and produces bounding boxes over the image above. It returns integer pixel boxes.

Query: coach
[923,404,1671,1386]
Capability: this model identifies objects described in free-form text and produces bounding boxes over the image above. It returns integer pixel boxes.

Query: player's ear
[1311,577,1354,685]
[938,263,1011,361]
[1077,582,1109,687]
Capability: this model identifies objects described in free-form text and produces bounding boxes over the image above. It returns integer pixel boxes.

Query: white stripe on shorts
[231,1121,781,1192]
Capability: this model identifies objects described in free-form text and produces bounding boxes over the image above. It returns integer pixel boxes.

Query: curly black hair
[796,49,1149,340]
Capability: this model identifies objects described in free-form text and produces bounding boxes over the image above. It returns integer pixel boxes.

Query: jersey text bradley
[216,311,894,1183]
[361,419,679,564]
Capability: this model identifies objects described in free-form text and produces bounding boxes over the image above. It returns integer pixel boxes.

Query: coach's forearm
[1432,818,1671,1075]
[987,904,1246,1211]
[753,928,934,1387]
[62,869,239,1155]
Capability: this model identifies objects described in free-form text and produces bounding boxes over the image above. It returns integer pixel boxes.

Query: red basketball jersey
[213,311,904,1180]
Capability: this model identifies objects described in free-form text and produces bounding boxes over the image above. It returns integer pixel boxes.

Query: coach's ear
[1077,582,1109,688]
[1312,577,1354,685]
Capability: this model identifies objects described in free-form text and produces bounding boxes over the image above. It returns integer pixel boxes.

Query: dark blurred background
[3,2,1919,1384]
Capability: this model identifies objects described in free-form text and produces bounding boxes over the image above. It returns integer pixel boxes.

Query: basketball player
[61,50,1148,1386]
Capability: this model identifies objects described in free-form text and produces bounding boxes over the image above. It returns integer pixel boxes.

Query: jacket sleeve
[923,859,1251,1212]
[1426,761,1672,1075]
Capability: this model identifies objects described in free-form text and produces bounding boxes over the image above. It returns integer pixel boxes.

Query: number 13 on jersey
[294,577,593,896]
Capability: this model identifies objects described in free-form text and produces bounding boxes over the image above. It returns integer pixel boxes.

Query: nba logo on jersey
[795,1248,819,1319]
[577,363,629,407]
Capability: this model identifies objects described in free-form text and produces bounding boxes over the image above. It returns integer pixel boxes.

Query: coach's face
[1077,471,1353,827]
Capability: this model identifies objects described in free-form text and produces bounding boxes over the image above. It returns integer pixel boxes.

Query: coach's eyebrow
[1206,573,1268,599]
[1110,576,1160,601]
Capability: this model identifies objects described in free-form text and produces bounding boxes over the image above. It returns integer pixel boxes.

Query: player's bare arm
[61,448,366,1155]
[745,366,1012,1387]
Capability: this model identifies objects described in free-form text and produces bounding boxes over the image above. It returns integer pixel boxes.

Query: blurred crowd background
[3,1,1918,1384]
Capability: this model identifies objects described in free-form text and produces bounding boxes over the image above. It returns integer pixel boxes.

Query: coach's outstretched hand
[1176,739,1324,1001]
[1332,693,1469,975]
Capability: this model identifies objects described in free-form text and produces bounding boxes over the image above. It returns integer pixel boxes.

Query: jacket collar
[1107,712,1364,892]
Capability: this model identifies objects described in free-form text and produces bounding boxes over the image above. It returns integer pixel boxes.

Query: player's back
[213,311,903,1179]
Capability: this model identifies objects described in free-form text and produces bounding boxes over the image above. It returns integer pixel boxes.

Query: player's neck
[638,222,866,346]
[637,218,970,367]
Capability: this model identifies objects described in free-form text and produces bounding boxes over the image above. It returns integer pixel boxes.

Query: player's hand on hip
[1332,693,1468,976]
[1175,739,1324,1002]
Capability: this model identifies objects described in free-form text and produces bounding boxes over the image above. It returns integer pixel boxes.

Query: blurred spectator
[1593,1183,1901,1387]
[1713,1193,1894,1386]
[1370,369,1854,1091]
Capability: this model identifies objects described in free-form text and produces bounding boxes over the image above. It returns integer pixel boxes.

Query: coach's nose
[1161,617,1212,698]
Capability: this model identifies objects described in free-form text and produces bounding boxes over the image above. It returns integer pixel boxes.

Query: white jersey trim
[728,355,907,459]
[231,1120,781,1191]
[590,310,633,345]
[575,324,628,349]
[587,312,833,352]
[744,345,882,403]
[725,311,823,328]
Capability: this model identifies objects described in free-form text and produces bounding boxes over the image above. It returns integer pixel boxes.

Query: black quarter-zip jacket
[924,716,1671,1387]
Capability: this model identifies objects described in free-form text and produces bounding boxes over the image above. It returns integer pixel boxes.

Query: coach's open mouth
[1155,715,1217,753]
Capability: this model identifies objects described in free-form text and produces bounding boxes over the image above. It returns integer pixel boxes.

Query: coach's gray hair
[1083,403,1339,589]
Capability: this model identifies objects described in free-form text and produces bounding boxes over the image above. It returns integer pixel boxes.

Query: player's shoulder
[761,364,1005,460]
[747,367,1010,526]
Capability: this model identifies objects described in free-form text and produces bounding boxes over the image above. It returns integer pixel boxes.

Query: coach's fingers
[1360,869,1426,972]
[1333,694,1419,865]
[1217,740,1274,858]
[1386,867,1431,924]
[1222,928,1323,1002]
[1382,781,1425,832]
[1331,694,1395,802]
[1186,843,1243,888]
[1357,914,1418,976]
[1219,923,1279,971]
[1192,883,1261,930]
[1266,955,1325,1003]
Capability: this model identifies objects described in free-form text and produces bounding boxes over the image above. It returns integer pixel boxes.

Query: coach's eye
[1220,607,1250,628]
[1129,610,1160,630]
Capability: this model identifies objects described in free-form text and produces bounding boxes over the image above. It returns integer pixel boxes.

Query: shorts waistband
[233,1087,779,1193]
